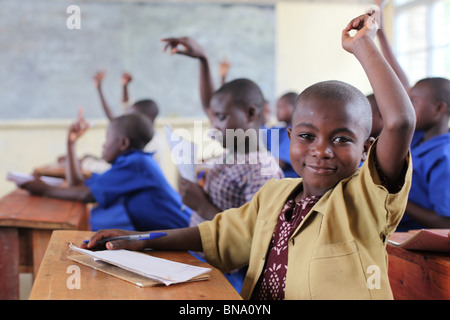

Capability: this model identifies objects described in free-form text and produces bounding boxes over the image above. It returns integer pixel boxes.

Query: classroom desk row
[1,188,448,300]
[0,188,241,300]
[0,189,89,300]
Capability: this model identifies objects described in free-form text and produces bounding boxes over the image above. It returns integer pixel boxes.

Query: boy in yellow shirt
[83,13,415,299]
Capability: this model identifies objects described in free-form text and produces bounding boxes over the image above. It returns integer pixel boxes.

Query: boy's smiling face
[288,96,372,197]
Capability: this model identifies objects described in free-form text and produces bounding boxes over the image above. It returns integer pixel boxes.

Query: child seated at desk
[90,70,165,169]
[161,37,284,292]
[21,112,191,232]
[397,77,450,231]
[373,5,450,230]
[84,13,416,300]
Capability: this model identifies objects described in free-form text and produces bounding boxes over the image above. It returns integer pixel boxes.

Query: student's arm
[66,108,89,187]
[121,72,132,105]
[405,201,450,228]
[93,70,114,120]
[219,57,230,86]
[120,72,133,113]
[20,178,95,202]
[375,3,410,90]
[82,227,203,252]
[161,37,215,119]
[342,13,416,190]
[179,178,221,220]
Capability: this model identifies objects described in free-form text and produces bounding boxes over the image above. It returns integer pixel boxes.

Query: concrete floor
[20,273,33,300]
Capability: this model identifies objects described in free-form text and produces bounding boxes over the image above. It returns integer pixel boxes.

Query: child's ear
[436,101,448,115]
[361,137,375,162]
[119,136,131,151]
[287,127,292,141]
[246,105,257,123]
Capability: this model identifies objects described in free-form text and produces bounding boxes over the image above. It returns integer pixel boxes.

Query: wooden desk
[0,189,89,300]
[387,233,450,300]
[29,230,242,300]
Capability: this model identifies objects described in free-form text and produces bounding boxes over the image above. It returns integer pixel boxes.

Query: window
[394,0,450,84]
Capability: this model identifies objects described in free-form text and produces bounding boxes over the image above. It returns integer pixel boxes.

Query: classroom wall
[275,0,389,96]
[0,0,395,197]
[0,118,218,197]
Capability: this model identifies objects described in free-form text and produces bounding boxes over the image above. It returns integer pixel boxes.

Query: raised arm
[93,70,115,120]
[161,37,215,119]
[375,1,410,90]
[121,72,132,112]
[66,107,89,187]
[219,57,231,86]
[342,13,416,189]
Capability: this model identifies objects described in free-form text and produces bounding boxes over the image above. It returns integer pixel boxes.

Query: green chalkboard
[0,0,275,120]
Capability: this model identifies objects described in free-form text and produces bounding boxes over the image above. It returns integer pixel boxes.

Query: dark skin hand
[178,178,220,220]
[81,227,203,253]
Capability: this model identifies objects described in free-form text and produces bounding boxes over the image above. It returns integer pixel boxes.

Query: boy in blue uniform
[397,77,450,231]
[21,112,191,231]
[375,4,450,230]
[265,92,299,177]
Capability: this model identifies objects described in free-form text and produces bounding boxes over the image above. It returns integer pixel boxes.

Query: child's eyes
[215,113,227,121]
[333,136,353,143]
[297,133,352,144]
[298,133,315,140]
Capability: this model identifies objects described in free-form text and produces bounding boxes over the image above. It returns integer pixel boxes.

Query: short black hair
[415,77,450,112]
[214,78,265,111]
[295,80,372,139]
[111,113,154,150]
[132,99,159,121]
[279,91,298,105]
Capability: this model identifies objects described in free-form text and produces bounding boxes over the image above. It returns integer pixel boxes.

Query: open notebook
[68,244,211,287]
[388,229,450,253]
[7,171,64,186]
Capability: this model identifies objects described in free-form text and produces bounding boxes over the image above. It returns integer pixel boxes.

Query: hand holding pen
[81,230,167,251]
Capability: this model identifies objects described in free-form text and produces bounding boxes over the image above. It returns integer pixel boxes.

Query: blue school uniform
[85,149,191,231]
[397,131,450,231]
[263,125,299,178]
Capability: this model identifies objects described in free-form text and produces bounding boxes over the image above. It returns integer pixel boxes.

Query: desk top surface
[29,230,242,300]
[0,189,88,229]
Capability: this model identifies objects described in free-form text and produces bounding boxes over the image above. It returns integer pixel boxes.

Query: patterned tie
[253,195,320,300]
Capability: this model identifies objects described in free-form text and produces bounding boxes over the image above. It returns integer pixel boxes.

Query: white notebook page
[69,244,211,286]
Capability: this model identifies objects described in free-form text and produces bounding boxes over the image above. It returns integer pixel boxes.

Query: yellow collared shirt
[198,144,412,300]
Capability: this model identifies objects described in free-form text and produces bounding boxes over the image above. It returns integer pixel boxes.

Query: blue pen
[83,232,167,244]
[197,170,205,181]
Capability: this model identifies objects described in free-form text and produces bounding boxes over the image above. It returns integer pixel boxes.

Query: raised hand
[342,13,378,54]
[68,107,90,145]
[93,70,106,89]
[161,37,207,59]
[121,72,132,86]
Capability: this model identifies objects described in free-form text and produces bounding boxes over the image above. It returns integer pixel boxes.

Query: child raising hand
[84,13,415,300]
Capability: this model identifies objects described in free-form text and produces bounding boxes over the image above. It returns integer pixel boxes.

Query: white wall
[275,1,376,97]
